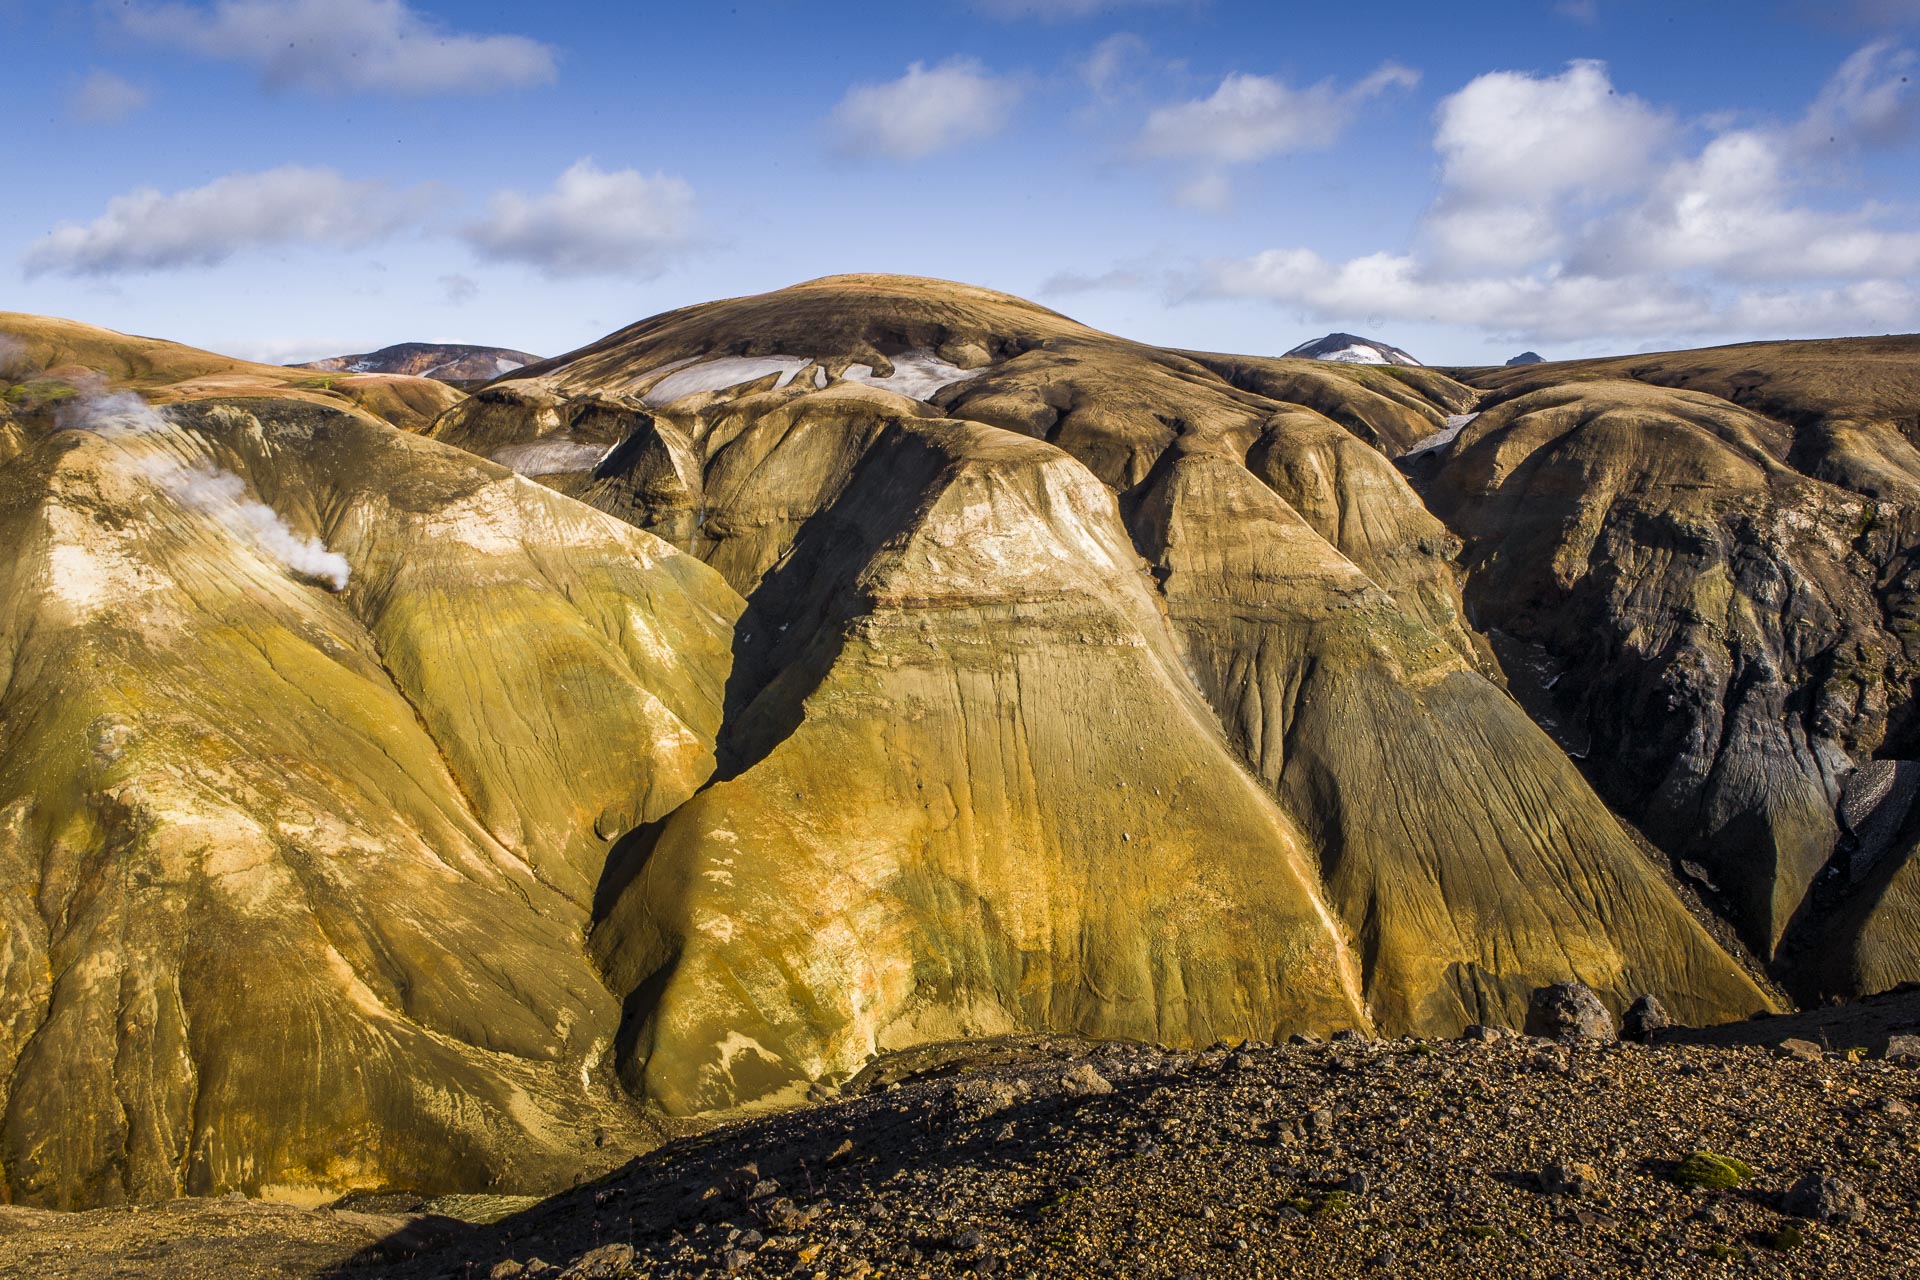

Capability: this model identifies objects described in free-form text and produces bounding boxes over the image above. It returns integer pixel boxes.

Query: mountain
[432,274,1768,1116]
[1426,335,1920,1001]
[1283,332,1424,366]
[1,312,465,431]
[1505,351,1545,365]
[0,320,741,1207]
[294,342,541,384]
[18,278,1920,1213]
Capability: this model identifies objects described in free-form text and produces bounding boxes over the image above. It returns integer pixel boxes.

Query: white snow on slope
[842,351,985,400]
[1403,412,1479,459]
[491,438,610,476]
[1317,345,1394,365]
[641,356,814,406]
[637,350,987,408]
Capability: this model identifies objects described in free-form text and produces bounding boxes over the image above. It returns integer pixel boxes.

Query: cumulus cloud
[1798,40,1919,147]
[1424,59,1673,269]
[1163,47,1920,346]
[22,166,430,277]
[1139,62,1419,165]
[120,0,556,94]
[831,58,1025,160]
[463,160,696,278]
[70,70,150,123]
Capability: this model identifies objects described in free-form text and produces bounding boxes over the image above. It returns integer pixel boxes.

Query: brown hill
[0,312,466,432]
[430,274,1770,1119]
[1425,337,1920,999]
[294,342,541,385]
[0,343,739,1205]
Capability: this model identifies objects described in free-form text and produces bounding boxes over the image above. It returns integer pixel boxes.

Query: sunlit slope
[0,312,465,432]
[0,393,741,1207]
[433,275,1770,1108]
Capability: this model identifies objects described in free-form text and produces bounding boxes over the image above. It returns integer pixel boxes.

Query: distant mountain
[1284,332,1423,366]
[294,342,540,383]
[1506,351,1546,366]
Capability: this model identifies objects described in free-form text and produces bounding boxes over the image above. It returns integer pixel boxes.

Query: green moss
[1758,1225,1803,1252]
[1706,1242,1741,1262]
[1671,1151,1756,1189]
[1313,1191,1353,1217]
[3,379,78,406]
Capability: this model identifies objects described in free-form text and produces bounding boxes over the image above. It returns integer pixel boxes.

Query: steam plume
[57,384,351,591]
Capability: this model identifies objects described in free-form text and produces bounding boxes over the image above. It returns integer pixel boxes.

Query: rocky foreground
[4,994,1916,1280]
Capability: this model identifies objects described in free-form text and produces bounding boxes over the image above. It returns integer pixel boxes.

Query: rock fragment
[1783,1173,1867,1223]
[1621,995,1671,1042]
[1524,983,1615,1043]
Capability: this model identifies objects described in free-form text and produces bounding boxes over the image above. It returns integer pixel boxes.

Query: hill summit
[293,342,539,383]
[1284,332,1423,366]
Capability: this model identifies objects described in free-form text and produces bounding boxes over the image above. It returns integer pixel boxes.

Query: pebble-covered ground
[388,1022,1918,1280]
[4,1004,1915,1280]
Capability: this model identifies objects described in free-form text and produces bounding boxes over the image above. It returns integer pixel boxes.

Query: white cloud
[1170,46,1920,347]
[1081,32,1151,100]
[1139,62,1419,165]
[1434,60,1671,204]
[120,0,556,94]
[1797,39,1919,147]
[831,59,1024,160]
[972,0,1181,18]
[70,70,150,123]
[22,166,429,277]
[1572,128,1920,280]
[463,160,696,278]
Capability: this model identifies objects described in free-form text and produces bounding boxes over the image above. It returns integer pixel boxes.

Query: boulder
[1524,984,1615,1043]
[1782,1173,1867,1223]
[1621,995,1672,1042]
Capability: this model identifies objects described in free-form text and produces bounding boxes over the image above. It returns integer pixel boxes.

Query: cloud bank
[120,0,557,94]
[23,166,429,276]
[463,160,697,278]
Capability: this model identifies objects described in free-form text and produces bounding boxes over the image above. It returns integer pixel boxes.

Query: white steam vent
[58,387,351,592]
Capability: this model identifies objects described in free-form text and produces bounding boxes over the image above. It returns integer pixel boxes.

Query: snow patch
[840,350,985,400]
[490,438,609,476]
[1317,345,1393,365]
[1404,411,1480,459]
[641,356,814,406]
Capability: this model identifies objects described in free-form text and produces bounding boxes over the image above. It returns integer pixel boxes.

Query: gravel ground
[384,1025,1918,1280]
[6,1007,1915,1280]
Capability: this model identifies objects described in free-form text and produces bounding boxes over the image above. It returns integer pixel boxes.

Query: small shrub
[1672,1151,1756,1189]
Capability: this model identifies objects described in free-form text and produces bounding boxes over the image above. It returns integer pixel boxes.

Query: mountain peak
[1284,332,1423,367]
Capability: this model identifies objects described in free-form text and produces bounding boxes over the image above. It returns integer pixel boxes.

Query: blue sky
[3,0,1918,365]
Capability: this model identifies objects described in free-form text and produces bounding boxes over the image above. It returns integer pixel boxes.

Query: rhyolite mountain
[293,341,541,384]
[1283,332,1424,366]
[1505,351,1545,366]
[2,279,1915,1213]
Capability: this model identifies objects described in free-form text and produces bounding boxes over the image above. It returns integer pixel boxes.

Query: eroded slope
[0,391,741,1207]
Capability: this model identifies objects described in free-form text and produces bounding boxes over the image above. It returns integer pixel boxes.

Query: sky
[3,0,1919,366]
